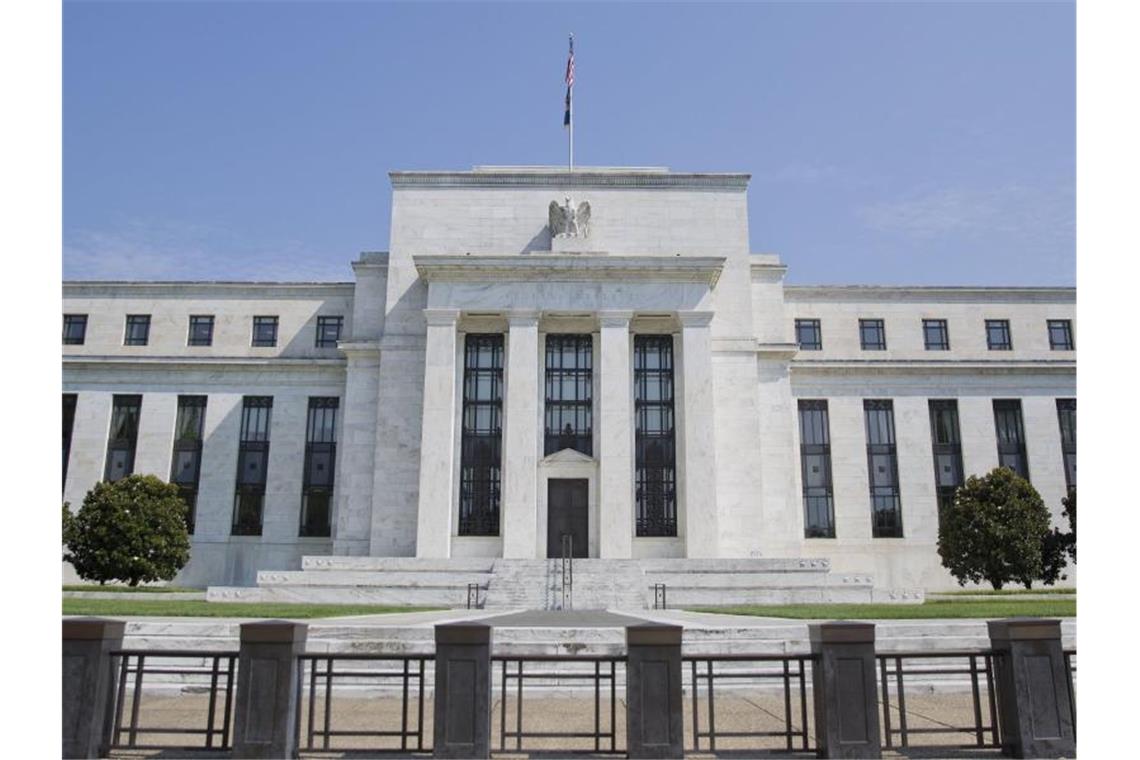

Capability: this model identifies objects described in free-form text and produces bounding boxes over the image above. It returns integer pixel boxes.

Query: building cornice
[390,169,750,190]
[413,254,725,288]
[63,281,354,298]
[784,285,1075,303]
[791,358,1076,374]
[62,355,347,371]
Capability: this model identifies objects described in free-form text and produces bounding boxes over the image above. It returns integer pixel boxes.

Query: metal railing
[109,649,237,751]
[560,533,574,610]
[877,651,1000,750]
[494,654,624,754]
[466,582,482,609]
[684,654,814,753]
[295,653,431,754]
[653,583,667,609]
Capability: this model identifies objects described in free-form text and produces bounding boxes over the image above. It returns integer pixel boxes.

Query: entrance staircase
[207,555,923,609]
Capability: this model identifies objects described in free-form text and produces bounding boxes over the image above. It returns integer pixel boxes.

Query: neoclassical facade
[62,167,1076,590]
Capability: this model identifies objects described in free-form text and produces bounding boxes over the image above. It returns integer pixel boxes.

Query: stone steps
[206,555,922,609]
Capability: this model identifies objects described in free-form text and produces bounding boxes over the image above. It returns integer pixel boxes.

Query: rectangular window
[171,396,207,533]
[634,335,677,537]
[63,394,77,489]
[188,315,214,346]
[124,315,151,346]
[233,396,272,535]
[1056,398,1076,491]
[1048,320,1074,351]
[928,400,964,518]
[315,316,343,348]
[993,399,1030,481]
[795,319,822,351]
[864,399,902,537]
[251,316,278,347]
[459,335,503,536]
[104,394,142,482]
[300,397,339,537]
[986,319,1012,350]
[923,319,950,351]
[63,314,87,345]
[544,334,593,456]
[859,319,886,350]
[798,400,835,538]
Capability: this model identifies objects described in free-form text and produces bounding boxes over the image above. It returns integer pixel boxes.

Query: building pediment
[413,254,724,288]
[539,448,596,466]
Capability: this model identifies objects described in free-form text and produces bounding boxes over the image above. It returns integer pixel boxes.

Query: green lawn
[63,598,443,618]
[690,598,1076,620]
[934,587,1075,596]
[64,584,202,593]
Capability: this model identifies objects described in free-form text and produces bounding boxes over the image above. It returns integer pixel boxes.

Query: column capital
[598,310,634,328]
[678,310,715,328]
[423,308,461,327]
[506,310,541,327]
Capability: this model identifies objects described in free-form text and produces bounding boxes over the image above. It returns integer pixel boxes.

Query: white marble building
[62,166,1076,592]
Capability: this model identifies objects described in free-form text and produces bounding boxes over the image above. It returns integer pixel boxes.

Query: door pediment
[540,447,595,466]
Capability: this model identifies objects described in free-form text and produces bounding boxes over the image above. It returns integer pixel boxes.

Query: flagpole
[568,33,574,174]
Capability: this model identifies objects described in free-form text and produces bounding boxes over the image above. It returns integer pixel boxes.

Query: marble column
[502,312,540,558]
[679,311,719,558]
[599,311,634,558]
[415,309,460,558]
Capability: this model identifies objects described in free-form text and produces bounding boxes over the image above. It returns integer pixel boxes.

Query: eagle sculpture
[548,197,591,238]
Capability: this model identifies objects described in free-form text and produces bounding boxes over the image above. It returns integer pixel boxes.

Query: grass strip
[690,598,1075,620]
[63,598,443,619]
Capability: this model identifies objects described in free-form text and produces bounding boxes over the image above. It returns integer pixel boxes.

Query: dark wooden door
[547,479,588,558]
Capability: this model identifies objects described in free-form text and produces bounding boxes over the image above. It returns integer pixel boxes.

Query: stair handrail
[560,533,573,610]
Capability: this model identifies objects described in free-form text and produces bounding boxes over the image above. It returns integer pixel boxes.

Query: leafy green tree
[1062,488,1076,562]
[1040,488,1077,586]
[937,467,1051,590]
[62,475,191,586]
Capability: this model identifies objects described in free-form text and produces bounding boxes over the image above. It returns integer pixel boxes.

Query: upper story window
[859,319,886,351]
[1056,398,1076,491]
[544,334,593,456]
[188,315,214,346]
[795,319,822,351]
[923,319,950,351]
[63,314,87,346]
[251,316,279,347]
[986,319,1012,351]
[315,316,344,348]
[124,315,151,346]
[1048,320,1074,351]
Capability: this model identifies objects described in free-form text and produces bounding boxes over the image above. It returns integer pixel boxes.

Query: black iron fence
[684,654,814,753]
[493,654,624,754]
[294,653,431,754]
[109,649,237,752]
[877,650,1001,750]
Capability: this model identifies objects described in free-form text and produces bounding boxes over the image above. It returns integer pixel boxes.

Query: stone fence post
[433,622,493,759]
[63,617,126,759]
[987,618,1075,759]
[626,623,684,759]
[232,620,307,759]
[809,621,881,759]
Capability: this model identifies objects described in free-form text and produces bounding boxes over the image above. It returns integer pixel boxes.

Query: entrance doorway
[546,478,588,558]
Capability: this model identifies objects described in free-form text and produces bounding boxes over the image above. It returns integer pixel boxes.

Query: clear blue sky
[63,1,1074,285]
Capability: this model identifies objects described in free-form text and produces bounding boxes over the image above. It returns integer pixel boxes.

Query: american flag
[564,35,574,128]
[565,35,575,88]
